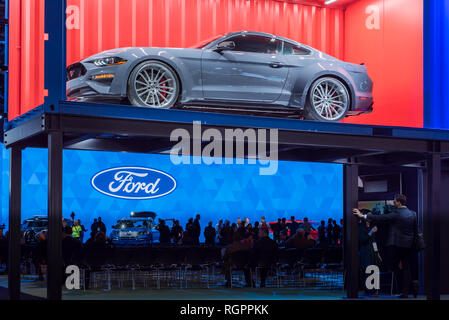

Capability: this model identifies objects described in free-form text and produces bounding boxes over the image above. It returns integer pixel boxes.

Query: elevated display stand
[3,100,448,300]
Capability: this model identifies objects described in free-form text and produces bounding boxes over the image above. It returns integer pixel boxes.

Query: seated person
[250,228,278,288]
[222,233,254,287]
[285,229,315,250]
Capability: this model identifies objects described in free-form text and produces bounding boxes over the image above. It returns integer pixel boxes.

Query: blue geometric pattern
[0,146,343,237]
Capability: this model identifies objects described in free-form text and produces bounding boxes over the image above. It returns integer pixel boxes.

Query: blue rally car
[110,212,160,246]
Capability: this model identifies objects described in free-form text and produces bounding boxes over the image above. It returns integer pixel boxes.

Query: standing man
[72,220,82,241]
[289,216,299,238]
[271,219,282,243]
[171,220,183,244]
[193,214,201,245]
[156,220,171,244]
[302,217,314,238]
[91,218,98,235]
[317,220,327,248]
[204,222,216,246]
[327,218,334,245]
[260,216,268,230]
[97,217,106,234]
[332,220,342,245]
[252,228,278,288]
[353,194,418,298]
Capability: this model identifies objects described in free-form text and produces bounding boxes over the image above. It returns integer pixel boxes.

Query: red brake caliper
[159,77,167,102]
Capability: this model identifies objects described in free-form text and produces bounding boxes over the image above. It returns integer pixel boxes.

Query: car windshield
[115,220,151,229]
[23,220,47,228]
[190,34,224,49]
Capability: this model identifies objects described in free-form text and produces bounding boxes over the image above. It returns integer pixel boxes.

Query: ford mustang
[66,31,373,122]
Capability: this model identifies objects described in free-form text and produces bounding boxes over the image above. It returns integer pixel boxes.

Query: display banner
[0,147,343,241]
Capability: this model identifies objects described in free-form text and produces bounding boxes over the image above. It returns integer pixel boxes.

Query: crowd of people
[153,215,343,250]
[0,194,422,297]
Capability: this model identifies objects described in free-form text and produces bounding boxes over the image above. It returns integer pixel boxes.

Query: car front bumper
[66,62,128,101]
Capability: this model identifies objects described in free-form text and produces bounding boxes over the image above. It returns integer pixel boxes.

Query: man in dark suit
[288,216,299,238]
[204,221,216,246]
[156,219,171,244]
[97,217,106,234]
[91,219,98,234]
[353,194,418,298]
[251,228,278,288]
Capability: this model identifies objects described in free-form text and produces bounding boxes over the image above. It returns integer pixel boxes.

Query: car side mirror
[215,41,235,52]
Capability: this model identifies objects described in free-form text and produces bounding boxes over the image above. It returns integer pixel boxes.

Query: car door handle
[269,62,284,68]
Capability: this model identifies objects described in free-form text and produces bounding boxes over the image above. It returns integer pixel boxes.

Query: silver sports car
[67,31,373,122]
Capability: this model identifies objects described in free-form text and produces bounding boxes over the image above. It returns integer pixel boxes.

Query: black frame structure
[4,105,449,300]
[2,0,448,301]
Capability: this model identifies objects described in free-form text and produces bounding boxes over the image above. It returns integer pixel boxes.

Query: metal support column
[8,147,22,300]
[343,162,359,299]
[47,131,63,300]
[44,0,67,111]
[425,152,441,300]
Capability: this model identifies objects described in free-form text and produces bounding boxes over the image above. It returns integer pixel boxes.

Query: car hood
[81,47,202,63]
[115,227,150,233]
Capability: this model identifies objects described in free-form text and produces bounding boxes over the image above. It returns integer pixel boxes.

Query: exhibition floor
[0,276,446,300]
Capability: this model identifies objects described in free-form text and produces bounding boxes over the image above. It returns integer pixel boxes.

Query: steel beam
[3,115,45,148]
[343,162,359,299]
[8,147,22,300]
[47,131,63,300]
[43,113,437,154]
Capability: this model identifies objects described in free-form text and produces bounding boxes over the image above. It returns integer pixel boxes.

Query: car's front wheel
[304,77,350,122]
[127,60,180,109]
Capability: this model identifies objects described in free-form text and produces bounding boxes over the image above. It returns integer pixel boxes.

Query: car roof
[24,216,47,221]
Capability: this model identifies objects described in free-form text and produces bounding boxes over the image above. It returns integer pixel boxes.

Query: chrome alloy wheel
[311,78,349,121]
[133,63,178,108]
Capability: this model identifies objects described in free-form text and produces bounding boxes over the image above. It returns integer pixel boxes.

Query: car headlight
[89,57,127,67]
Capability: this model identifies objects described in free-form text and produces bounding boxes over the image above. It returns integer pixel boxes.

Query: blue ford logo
[91,167,176,200]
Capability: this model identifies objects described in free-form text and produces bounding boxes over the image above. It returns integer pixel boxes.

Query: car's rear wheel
[127,60,180,109]
[304,77,350,122]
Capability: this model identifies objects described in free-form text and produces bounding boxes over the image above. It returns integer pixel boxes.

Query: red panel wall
[8,0,45,120]
[342,0,423,127]
[9,0,345,120]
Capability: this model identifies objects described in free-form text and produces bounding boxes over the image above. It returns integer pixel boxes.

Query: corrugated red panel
[8,0,45,120]
[9,0,345,120]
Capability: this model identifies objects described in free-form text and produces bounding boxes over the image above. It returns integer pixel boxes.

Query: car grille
[67,62,87,81]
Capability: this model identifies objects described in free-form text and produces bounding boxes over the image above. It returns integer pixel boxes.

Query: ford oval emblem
[91,167,176,200]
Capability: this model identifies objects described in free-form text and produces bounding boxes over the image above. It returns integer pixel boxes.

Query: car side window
[283,42,310,55]
[224,35,282,54]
